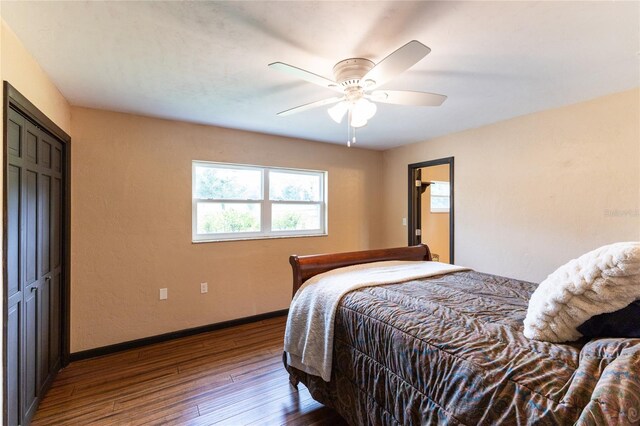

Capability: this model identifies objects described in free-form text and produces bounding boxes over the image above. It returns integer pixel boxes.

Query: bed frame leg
[282,351,299,389]
[289,373,300,389]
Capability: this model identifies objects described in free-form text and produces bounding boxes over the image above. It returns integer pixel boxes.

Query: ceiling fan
[269,40,447,146]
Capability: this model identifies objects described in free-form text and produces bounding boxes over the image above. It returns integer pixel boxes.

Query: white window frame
[192,161,328,242]
[430,181,450,213]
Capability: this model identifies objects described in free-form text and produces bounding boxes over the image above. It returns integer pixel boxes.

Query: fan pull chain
[344,110,358,147]
[347,110,352,147]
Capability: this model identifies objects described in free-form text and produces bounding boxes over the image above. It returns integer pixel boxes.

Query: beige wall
[70,107,384,352]
[1,18,71,413]
[420,164,450,263]
[0,20,71,133]
[382,88,640,282]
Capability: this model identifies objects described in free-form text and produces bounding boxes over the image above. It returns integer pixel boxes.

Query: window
[192,161,327,242]
[430,181,450,213]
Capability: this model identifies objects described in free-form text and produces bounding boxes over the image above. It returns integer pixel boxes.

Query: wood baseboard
[69,309,289,362]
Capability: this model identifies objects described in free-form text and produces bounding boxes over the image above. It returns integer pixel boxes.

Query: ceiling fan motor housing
[333,58,375,89]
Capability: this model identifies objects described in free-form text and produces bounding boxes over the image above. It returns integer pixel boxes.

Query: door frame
[407,157,454,263]
[2,82,72,423]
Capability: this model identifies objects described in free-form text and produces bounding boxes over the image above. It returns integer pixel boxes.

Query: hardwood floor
[32,316,347,425]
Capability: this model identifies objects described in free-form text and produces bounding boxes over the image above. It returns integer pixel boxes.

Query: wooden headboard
[288,244,431,297]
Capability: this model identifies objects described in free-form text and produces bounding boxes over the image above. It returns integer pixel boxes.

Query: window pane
[431,196,450,210]
[272,204,321,231]
[269,171,321,201]
[431,181,450,196]
[197,202,260,234]
[194,166,262,200]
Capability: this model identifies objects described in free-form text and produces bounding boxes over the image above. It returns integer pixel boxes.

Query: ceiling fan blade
[362,41,431,90]
[269,62,343,93]
[277,96,344,116]
[369,90,447,106]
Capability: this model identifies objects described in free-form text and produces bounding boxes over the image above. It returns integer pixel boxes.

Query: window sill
[192,233,328,244]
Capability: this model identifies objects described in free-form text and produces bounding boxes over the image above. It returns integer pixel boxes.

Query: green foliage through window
[195,167,261,200]
[272,212,301,231]
[198,204,260,233]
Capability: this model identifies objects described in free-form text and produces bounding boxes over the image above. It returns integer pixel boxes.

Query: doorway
[3,82,71,426]
[408,157,454,263]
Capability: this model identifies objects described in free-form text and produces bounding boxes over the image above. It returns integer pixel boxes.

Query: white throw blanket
[284,260,470,381]
[524,242,640,342]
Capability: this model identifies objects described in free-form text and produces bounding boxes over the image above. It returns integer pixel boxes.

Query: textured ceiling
[1,1,639,149]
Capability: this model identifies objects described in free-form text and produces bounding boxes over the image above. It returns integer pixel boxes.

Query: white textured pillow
[524,242,640,342]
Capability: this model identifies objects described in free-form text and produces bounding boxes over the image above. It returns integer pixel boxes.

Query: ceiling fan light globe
[352,98,377,122]
[363,100,377,120]
[328,101,348,123]
[350,117,368,128]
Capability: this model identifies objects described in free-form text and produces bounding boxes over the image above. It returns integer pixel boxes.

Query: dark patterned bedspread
[284,271,640,425]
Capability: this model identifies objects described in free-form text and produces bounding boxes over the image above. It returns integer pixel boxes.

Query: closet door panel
[40,174,51,275]
[38,134,54,386]
[25,170,38,286]
[24,140,40,420]
[25,128,38,164]
[39,278,51,386]
[8,164,21,298]
[52,176,61,268]
[49,274,61,370]
[7,304,21,426]
[7,109,24,426]
[8,114,22,157]
[40,138,51,168]
[49,170,63,372]
[49,141,64,372]
[23,287,39,419]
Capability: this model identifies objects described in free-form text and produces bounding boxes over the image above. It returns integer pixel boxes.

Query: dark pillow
[577,300,640,338]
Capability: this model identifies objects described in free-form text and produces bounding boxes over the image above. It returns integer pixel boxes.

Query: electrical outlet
[200,282,208,294]
[402,217,407,226]
[159,288,168,300]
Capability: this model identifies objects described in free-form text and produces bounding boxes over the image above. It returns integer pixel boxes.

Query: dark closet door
[7,107,63,426]
[43,131,63,379]
[7,108,24,426]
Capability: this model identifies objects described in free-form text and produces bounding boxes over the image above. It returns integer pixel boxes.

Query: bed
[283,244,640,425]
